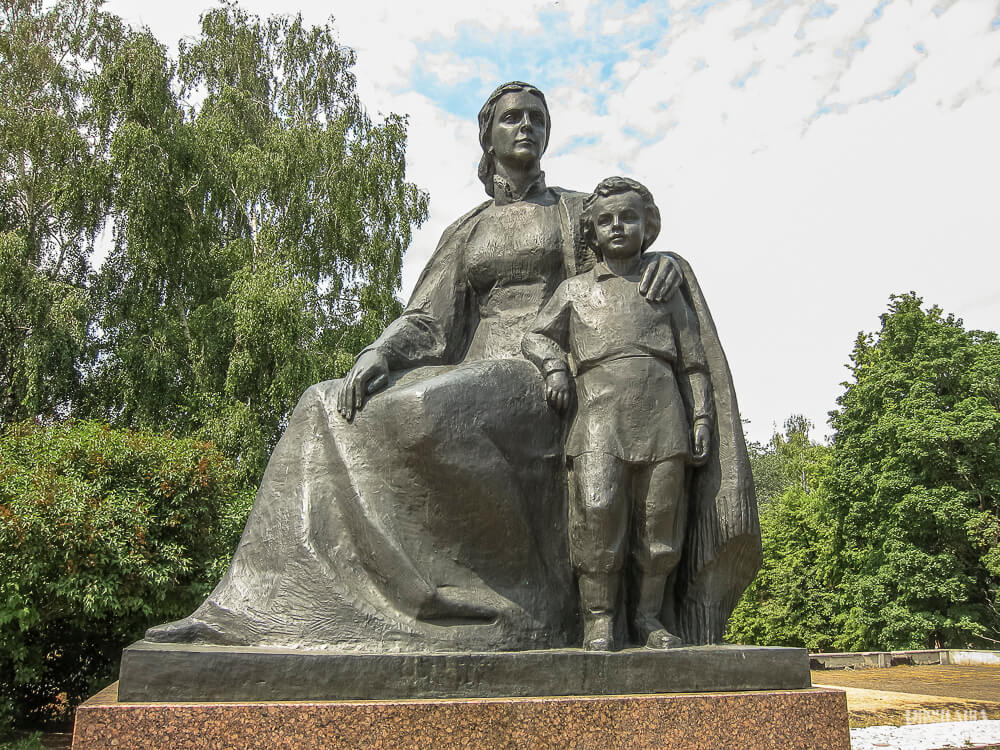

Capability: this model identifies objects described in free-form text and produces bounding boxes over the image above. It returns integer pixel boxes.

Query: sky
[104,0,1000,444]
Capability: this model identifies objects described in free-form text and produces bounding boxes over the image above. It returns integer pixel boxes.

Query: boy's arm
[522,284,574,411]
[674,297,714,463]
[522,284,572,376]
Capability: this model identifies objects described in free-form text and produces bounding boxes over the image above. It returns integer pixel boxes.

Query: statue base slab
[72,682,850,750]
[118,641,810,701]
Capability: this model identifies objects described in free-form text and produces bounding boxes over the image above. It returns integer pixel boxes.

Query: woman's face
[489,90,548,168]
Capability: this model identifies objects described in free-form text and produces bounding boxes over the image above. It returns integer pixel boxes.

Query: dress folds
[145,189,759,651]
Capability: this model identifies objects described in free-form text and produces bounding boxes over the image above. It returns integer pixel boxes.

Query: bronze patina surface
[130,82,763,699]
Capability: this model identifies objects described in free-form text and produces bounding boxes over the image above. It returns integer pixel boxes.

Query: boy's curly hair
[581,176,661,259]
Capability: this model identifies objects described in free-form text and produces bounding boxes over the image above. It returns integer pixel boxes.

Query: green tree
[0,2,429,730]
[1,0,428,478]
[728,417,838,649]
[0,0,122,423]
[86,3,428,481]
[747,414,818,509]
[0,420,253,731]
[827,293,1000,650]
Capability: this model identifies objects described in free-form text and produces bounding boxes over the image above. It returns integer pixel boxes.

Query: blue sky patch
[732,62,762,88]
[867,69,916,102]
[810,101,847,120]
[867,0,891,23]
[808,1,837,20]
[689,0,725,20]
[405,4,672,120]
[552,134,601,157]
[622,124,664,148]
[760,9,786,27]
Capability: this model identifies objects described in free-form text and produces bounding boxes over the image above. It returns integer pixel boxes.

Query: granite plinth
[72,683,850,750]
[118,641,810,701]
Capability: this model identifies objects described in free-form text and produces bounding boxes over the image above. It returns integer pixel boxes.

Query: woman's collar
[493,171,547,205]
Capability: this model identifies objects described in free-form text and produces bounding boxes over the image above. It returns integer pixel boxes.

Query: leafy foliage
[0,2,427,731]
[0,420,253,730]
[747,414,816,510]
[732,296,1000,651]
[84,3,428,482]
[1,0,428,485]
[0,232,88,423]
[3,0,999,732]
[0,733,43,750]
[827,293,1000,650]
[0,0,122,422]
[728,417,838,649]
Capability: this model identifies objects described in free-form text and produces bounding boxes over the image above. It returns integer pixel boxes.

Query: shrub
[0,421,253,731]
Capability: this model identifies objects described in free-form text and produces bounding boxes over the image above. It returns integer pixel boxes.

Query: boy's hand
[545,371,572,412]
[692,421,711,466]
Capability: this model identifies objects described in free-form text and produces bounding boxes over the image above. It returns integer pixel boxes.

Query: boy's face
[592,191,646,262]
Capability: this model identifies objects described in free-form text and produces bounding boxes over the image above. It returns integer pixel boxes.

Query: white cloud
[103,0,1000,442]
[417,53,499,89]
[382,93,483,296]
[600,1,655,36]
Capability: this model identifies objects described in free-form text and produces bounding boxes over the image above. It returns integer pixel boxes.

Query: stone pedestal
[72,683,851,750]
[118,642,810,701]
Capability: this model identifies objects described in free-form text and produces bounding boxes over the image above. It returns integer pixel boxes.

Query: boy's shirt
[523,261,712,463]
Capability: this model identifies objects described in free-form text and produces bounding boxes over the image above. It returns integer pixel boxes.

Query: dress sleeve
[521,282,572,376]
[673,295,714,424]
[361,205,486,370]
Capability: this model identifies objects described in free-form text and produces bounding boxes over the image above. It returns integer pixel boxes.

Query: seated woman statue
[146,82,759,652]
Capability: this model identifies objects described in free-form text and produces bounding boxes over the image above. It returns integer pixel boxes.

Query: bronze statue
[144,82,759,653]
[524,176,712,651]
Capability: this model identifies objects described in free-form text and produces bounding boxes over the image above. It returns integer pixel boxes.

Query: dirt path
[812,665,1000,728]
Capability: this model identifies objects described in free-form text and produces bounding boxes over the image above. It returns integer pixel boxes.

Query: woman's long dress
[146,188,588,651]
[146,186,761,652]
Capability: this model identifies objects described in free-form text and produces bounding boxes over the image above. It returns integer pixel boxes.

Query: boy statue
[522,176,713,651]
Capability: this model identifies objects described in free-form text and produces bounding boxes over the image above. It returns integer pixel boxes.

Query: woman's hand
[692,420,712,466]
[337,349,390,421]
[545,371,572,412]
[638,253,683,302]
